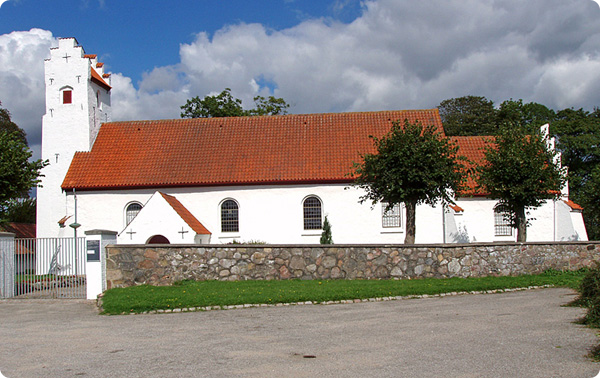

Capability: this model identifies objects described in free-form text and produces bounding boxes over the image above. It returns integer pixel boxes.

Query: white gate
[1,237,86,299]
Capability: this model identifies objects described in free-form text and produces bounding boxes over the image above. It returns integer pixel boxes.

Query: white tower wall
[37,38,111,238]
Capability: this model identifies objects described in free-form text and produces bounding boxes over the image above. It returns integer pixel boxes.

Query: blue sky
[0,0,362,84]
[1,0,600,160]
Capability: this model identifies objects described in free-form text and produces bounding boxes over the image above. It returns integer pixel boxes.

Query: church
[36,38,588,245]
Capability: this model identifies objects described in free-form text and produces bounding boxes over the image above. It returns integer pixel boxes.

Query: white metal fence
[1,237,87,299]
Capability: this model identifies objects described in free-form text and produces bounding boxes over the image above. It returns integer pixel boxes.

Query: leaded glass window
[382,202,401,228]
[303,196,322,230]
[221,200,239,232]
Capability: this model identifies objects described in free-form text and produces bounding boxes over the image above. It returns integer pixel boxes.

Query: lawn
[100,269,585,315]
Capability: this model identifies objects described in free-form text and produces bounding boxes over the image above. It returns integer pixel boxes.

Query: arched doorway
[147,235,170,244]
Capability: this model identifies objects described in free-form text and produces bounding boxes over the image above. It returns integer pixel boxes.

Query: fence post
[84,230,117,300]
[0,232,16,299]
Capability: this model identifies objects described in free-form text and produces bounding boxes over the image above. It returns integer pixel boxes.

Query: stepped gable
[62,109,443,190]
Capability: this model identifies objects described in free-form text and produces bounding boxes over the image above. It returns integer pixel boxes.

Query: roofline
[99,109,442,125]
[62,178,356,192]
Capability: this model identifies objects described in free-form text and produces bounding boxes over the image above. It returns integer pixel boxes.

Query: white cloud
[0,29,54,159]
[2,0,600,161]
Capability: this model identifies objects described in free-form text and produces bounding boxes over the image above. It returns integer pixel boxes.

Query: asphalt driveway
[0,288,598,378]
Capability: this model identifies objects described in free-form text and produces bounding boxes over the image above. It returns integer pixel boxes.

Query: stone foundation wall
[105,242,600,289]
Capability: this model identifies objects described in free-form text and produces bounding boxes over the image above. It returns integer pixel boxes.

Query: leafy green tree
[579,167,600,240]
[180,88,246,118]
[551,108,600,194]
[1,102,27,146]
[1,198,36,223]
[497,99,556,133]
[437,95,498,136]
[248,95,290,116]
[181,88,290,118]
[320,215,333,244]
[477,124,564,242]
[0,130,48,220]
[551,108,600,240]
[352,120,466,244]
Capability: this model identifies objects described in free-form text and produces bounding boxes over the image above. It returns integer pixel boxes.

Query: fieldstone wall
[105,242,600,289]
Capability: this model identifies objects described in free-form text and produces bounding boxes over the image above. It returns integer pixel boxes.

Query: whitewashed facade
[37,38,111,239]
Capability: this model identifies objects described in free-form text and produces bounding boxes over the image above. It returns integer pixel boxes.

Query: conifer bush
[320,216,333,244]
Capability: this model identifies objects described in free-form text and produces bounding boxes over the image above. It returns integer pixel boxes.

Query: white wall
[54,183,585,245]
[37,38,111,238]
[63,184,451,245]
[453,197,585,242]
[118,192,208,244]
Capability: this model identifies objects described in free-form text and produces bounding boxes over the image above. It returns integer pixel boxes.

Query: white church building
[36,38,588,245]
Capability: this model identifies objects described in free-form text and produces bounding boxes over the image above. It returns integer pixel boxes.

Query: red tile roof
[450,136,493,196]
[91,67,111,90]
[449,204,464,212]
[84,54,97,59]
[159,192,211,235]
[96,62,104,68]
[62,110,444,190]
[0,223,36,238]
[563,199,583,211]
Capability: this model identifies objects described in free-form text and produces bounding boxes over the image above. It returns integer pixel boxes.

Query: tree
[0,130,48,219]
[320,215,333,244]
[497,99,556,133]
[437,96,498,136]
[477,124,564,242]
[551,108,600,240]
[579,166,600,240]
[180,88,290,118]
[352,120,467,244]
[1,198,36,223]
[1,102,27,146]
[247,95,290,116]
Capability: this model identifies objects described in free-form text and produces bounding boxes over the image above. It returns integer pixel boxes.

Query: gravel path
[0,288,598,378]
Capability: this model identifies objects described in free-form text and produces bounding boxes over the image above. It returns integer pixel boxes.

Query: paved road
[0,288,598,378]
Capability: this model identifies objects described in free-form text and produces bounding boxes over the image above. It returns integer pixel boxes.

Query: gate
[0,237,86,299]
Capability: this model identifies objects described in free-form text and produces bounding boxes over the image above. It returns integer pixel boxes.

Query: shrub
[584,296,600,328]
[578,264,600,306]
[320,216,333,244]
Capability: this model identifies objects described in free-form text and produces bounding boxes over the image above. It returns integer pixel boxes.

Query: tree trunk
[516,206,527,242]
[404,200,417,244]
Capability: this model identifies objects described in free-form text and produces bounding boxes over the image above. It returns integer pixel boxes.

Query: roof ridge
[101,109,440,125]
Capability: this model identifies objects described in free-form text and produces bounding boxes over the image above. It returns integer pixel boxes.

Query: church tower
[36,38,112,238]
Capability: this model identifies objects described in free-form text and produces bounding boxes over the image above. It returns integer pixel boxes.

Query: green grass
[100,269,585,315]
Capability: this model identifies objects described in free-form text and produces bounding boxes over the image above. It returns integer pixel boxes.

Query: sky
[1,0,600,161]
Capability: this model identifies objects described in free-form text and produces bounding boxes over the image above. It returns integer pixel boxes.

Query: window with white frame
[382,202,402,228]
[494,207,512,236]
[125,203,142,226]
[221,199,239,232]
[303,196,322,230]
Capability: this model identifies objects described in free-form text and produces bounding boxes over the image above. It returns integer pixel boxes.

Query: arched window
[303,196,322,230]
[221,199,239,232]
[382,202,402,228]
[125,202,142,226]
[494,206,512,236]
